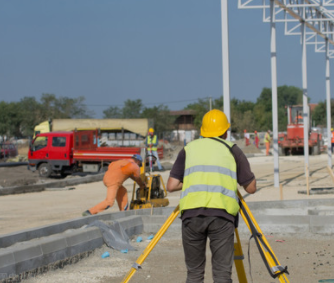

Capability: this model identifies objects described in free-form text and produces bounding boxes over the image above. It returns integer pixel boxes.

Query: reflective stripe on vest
[180,138,239,216]
[147,135,157,151]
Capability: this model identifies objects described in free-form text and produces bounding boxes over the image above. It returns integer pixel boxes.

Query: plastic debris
[101,251,110,258]
[121,249,128,253]
[136,236,143,242]
[147,234,154,240]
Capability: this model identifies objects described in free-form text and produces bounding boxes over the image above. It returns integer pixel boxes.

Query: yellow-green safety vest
[180,137,239,216]
[264,133,271,143]
[147,135,157,151]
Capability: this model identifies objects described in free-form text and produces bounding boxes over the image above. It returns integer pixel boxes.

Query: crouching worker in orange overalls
[82,154,146,216]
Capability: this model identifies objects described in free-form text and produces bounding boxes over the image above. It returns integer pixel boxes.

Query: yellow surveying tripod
[121,191,290,283]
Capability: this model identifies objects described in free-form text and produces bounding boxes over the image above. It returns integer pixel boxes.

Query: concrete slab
[310,215,334,234]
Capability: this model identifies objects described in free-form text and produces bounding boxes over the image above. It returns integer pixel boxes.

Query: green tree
[122,99,142,118]
[18,97,44,137]
[40,93,93,119]
[55,96,93,118]
[312,100,334,127]
[230,98,255,133]
[277,85,303,107]
[254,85,303,131]
[253,103,272,131]
[185,98,212,130]
[40,93,58,119]
[0,101,22,137]
[103,106,122,118]
[141,105,174,133]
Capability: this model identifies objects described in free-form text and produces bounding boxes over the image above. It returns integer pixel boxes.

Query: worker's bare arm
[131,176,146,189]
[167,177,183,192]
[243,179,256,194]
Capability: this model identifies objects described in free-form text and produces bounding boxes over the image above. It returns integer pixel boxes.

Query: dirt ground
[2,142,334,282]
[22,233,334,283]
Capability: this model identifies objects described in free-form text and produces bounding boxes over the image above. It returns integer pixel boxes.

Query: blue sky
[0,1,332,118]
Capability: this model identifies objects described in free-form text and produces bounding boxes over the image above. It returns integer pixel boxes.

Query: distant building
[169,110,198,143]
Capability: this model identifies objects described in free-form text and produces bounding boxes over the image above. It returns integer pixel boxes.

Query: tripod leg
[234,228,248,283]
[121,205,180,283]
[237,191,290,283]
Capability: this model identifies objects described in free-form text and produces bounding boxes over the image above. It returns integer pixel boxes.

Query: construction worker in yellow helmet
[145,127,163,171]
[167,109,257,283]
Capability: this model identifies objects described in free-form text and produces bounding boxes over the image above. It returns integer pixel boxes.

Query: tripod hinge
[132,263,142,270]
[272,265,289,277]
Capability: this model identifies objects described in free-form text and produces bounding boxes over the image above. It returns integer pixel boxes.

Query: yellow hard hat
[200,109,230,137]
[148,128,154,133]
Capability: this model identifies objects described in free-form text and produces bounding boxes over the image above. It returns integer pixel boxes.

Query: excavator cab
[288,105,304,125]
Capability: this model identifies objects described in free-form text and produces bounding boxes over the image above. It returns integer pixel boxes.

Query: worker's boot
[82,210,92,217]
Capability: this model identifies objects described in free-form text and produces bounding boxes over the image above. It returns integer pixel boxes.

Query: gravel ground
[21,232,334,283]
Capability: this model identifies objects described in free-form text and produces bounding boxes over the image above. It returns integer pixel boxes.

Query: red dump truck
[28,129,163,177]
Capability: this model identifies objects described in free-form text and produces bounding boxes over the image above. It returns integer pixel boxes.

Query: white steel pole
[326,39,332,168]
[270,0,280,188]
[221,0,231,141]
[301,7,309,176]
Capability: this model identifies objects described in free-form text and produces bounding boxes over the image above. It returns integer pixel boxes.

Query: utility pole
[221,0,231,141]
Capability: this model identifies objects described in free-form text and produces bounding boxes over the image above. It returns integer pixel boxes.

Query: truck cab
[28,132,74,177]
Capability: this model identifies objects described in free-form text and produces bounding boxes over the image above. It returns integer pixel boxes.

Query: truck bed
[73,147,141,162]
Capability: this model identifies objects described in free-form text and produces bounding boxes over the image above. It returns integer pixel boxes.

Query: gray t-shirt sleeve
[169,145,255,186]
[231,144,255,186]
[169,148,185,183]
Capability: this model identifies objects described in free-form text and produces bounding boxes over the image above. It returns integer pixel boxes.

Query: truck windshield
[32,137,48,151]
[291,107,303,124]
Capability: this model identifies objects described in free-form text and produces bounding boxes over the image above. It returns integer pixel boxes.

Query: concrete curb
[0,215,143,282]
[0,174,104,196]
[298,188,334,195]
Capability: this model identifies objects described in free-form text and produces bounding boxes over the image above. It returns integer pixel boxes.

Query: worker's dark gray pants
[182,216,234,283]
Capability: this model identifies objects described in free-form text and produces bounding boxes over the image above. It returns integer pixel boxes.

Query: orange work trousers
[265,142,270,156]
[89,184,128,214]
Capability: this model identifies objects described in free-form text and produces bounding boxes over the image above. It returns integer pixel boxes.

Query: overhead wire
[83,96,221,108]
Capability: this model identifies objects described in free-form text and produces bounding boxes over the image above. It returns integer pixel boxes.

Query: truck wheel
[39,163,52,178]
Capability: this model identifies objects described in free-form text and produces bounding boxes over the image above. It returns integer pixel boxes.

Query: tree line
[1,85,333,138]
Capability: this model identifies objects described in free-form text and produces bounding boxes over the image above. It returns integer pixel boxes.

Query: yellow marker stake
[121,205,180,283]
